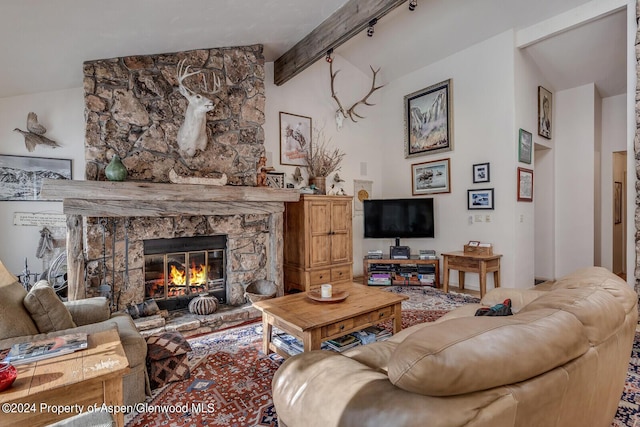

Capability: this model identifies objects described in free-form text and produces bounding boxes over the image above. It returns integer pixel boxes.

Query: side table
[442,251,502,298]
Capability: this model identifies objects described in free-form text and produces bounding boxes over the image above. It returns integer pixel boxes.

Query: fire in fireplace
[144,235,227,311]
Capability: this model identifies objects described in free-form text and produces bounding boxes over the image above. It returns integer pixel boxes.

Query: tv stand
[363,256,440,288]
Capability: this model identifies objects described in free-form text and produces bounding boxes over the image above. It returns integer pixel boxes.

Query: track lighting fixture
[367,18,377,37]
[325,48,333,63]
[409,0,417,11]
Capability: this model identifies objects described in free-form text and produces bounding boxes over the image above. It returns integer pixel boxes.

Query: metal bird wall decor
[14,112,60,152]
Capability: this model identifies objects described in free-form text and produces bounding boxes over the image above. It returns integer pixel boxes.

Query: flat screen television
[363,198,434,244]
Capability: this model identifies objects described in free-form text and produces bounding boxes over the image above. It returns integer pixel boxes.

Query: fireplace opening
[144,235,227,311]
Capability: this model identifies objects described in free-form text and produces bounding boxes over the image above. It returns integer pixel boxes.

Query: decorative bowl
[245,280,277,303]
[0,362,17,392]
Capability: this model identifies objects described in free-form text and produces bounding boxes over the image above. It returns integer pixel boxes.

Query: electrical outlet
[519,214,524,223]
[485,214,491,223]
[474,214,483,222]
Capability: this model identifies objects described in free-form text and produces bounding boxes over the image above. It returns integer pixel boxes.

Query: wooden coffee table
[0,328,129,427]
[252,283,408,358]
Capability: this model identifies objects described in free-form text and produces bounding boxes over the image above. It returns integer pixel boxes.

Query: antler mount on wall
[329,55,384,130]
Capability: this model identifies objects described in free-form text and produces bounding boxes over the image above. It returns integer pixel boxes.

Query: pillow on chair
[23,280,76,333]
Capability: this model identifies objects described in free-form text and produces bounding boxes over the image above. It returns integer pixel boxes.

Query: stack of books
[368,272,392,285]
[325,334,362,352]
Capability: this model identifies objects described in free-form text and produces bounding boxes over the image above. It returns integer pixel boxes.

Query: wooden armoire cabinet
[283,194,353,292]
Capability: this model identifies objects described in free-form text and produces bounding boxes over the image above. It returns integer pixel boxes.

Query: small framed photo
[538,86,552,139]
[404,79,453,158]
[280,112,311,166]
[467,188,494,210]
[0,155,72,201]
[518,129,532,164]
[467,241,480,247]
[411,158,451,195]
[472,163,490,183]
[517,167,534,202]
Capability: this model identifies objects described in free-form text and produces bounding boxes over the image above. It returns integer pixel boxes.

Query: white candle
[320,284,332,298]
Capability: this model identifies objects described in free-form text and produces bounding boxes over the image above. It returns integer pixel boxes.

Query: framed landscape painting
[404,79,453,158]
[279,112,311,166]
[0,155,72,201]
[468,188,494,210]
[411,158,451,195]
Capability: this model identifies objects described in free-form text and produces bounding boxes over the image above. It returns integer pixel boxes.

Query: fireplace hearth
[144,235,227,311]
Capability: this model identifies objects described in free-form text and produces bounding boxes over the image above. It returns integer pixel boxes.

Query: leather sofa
[0,260,148,406]
[272,267,637,427]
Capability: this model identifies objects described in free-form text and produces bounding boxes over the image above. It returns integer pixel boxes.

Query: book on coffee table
[4,332,88,365]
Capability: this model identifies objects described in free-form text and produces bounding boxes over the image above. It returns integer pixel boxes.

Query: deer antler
[177,59,221,95]
[330,59,384,123]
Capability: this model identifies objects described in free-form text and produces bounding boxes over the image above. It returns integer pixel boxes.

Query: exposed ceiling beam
[274,0,408,86]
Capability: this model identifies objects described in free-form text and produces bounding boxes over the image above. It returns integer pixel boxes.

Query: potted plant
[304,128,346,194]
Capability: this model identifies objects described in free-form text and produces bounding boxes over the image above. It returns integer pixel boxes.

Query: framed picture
[467,188,494,210]
[467,240,480,246]
[472,163,490,183]
[404,79,453,158]
[518,129,532,164]
[0,155,72,201]
[279,112,311,166]
[538,86,552,139]
[517,167,534,202]
[411,158,451,195]
[614,181,622,224]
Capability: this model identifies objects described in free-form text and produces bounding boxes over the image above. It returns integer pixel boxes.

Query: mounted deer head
[330,57,384,130]
[176,59,221,157]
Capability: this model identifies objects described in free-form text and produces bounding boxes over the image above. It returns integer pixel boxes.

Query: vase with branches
[304,128,346,194]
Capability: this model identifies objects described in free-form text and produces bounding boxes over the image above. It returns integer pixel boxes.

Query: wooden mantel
[40,180,301,217]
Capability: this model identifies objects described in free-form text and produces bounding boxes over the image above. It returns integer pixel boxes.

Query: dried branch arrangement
[304,128,346,178]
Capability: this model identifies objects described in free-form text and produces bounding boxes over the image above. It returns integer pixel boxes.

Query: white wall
[264,55,384,276]
[373,31,521,290]
[554,83,597,278]
[514,47,553,284]
[0,88,85,275]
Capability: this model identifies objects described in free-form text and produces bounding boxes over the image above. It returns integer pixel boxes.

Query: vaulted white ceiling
[0,0,627,99]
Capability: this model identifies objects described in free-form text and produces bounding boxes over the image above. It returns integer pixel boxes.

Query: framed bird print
[280,112,311,166]
[0,155,72,201]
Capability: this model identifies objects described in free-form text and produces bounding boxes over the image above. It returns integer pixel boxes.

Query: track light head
[409,0,417,11]
[367,18,377,37]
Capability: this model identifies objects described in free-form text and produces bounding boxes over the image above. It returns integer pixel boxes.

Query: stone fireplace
[41,180,299,313]
[39,43,300,316]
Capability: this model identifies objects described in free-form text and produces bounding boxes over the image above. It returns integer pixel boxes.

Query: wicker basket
[245,280,277,303]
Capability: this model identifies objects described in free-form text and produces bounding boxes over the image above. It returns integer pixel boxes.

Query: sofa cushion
[23,280,76,333]
[0,261,39,339]
[387,308,589,396]
[520,287,625,345]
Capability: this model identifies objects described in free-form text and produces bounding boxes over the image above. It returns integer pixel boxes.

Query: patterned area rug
[125,287,477,427]
[614,329,640,427]
[124,287,639,426]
